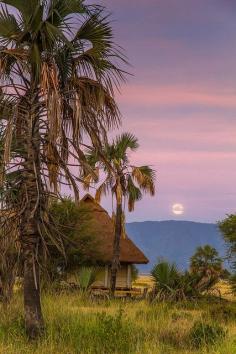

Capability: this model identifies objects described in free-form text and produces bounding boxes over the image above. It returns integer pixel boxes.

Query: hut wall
[116,265,129,288]
[105,265,130,289]
[92,264,131,289]
[92,268,106,287]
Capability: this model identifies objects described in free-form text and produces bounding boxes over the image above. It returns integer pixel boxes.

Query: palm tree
[85,133,156,294]
[190,245,223,278]
[0,0,126,338]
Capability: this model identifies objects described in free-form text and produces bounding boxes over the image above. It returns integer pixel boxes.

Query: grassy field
[0,286,236,354]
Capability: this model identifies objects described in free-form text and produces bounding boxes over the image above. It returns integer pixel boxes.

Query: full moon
[172,203,184,215]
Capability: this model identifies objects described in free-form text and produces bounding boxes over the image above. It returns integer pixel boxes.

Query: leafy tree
[190,245,223,278]
[219,214,236,269]
[190,245,223,292]
[85,133,156,294]
[44,198,101,282]
[0,0,125,338]
[219,215,236,293]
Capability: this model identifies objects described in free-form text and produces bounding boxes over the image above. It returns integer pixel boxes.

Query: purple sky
[85,0,236,223]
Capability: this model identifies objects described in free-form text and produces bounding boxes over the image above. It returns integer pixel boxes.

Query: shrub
[151,261,182,301]
[229,273,236,294]
[209,303,236,322]
[96,309,136,353]
[189,321,226,348]
[150,261,200,301]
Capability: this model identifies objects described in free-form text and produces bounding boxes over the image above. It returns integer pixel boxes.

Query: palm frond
[46,0,86,29]
[95,179,110,203]
[0,5,22,40]
[113,132,139,161]
[1,0,40,23]
[71,77,121,131]
[132,165,156,196]
[73,11,127,94]
[127,176,142,212]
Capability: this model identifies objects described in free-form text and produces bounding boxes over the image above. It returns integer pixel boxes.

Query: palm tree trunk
[23,248,43,339]
[110,193,122,296]
[20,100,44,339]
[21,163,44,339]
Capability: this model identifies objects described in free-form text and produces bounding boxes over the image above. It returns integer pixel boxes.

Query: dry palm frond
[121,212,126,239]
[83,174,93,191]
[132,167,145,186]
[2,116,13,164]
[95,182,105,203]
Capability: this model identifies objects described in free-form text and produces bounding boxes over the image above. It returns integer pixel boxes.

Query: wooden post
[127,264,132,289]
[104,265,109,288]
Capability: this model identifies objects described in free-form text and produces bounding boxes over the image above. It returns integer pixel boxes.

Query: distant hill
[126,220,227,272]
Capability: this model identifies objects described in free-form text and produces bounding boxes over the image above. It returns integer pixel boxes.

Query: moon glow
[172,203,184,215]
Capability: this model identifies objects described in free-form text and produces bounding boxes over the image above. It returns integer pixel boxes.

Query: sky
[86,0,236,223]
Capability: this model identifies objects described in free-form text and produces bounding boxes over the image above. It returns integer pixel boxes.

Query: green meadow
[0,289,236,354]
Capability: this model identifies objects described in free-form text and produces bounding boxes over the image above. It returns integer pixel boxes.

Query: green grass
[0,291,236,353]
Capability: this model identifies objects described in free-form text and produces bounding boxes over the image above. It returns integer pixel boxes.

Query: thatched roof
[79,194,149,265]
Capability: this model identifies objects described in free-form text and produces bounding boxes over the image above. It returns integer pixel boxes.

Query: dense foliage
[219,215,236,292]
[44,198,101,282]
[219,214,236,269]
[190,245,223,277]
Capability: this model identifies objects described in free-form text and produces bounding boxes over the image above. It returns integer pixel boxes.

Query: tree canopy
[45,198,101,281]
[219,214,236,270]
[190,245,223,277]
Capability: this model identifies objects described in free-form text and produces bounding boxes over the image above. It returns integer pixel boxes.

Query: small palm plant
[85,133,156,294]
[151,260,183,301]
[76,267,98,293]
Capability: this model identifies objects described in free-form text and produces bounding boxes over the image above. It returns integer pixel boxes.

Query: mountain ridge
[126,220,227,272]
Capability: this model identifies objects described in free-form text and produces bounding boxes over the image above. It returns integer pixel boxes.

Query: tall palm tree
[190,245,223,277]
[85,133,156,294]
[0,0,126,338]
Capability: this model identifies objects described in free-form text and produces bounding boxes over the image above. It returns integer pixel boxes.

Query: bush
[150,261,200,301]
[189,321,226,348]
[96,309,136,353]
[229,273,236,294]
[209,303,236,322]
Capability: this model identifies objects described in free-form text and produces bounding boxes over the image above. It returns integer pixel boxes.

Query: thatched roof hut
[79,194,148,289]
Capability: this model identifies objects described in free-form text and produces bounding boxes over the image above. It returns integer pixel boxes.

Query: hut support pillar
[104,265,109,288]
[127,264,132,289]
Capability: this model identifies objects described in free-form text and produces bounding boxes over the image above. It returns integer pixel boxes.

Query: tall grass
[0,292,236,353]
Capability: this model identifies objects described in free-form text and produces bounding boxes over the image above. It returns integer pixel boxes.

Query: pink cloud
[118,84,236,108]
[124,117,236,149]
